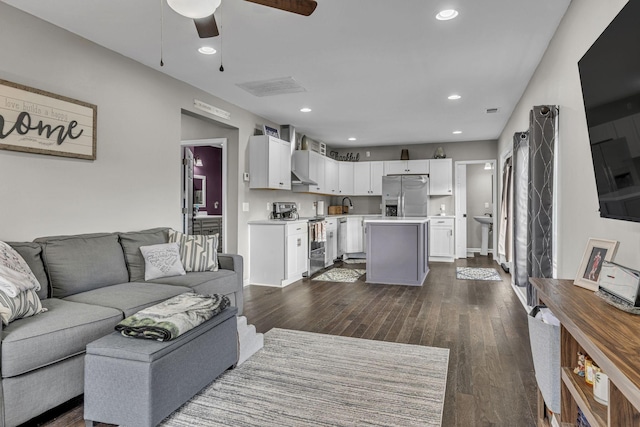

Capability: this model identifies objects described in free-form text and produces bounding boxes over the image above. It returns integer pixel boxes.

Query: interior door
[182,147,194,234]
[455,163,468,258]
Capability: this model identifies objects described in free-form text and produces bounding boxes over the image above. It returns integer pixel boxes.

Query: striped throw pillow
[168,230,219,273]
[0,288,47,326]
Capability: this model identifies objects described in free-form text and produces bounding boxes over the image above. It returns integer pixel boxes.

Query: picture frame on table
[574,238,619,291]
[263,125,280,138]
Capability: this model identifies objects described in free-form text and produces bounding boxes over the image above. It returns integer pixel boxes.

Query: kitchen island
[363,217,430,286]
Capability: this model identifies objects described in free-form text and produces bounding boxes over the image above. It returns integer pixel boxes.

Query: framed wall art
[574,238,620,291]
[0,79,97,160]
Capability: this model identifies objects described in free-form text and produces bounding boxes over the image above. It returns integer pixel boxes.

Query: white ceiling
[3,0,571,148]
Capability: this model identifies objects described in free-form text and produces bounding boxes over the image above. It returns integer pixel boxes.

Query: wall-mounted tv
[579,0,640,223]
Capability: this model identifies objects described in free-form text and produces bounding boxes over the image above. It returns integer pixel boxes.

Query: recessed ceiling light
[300,107,312,113]
[448,94,461,100]
[198,46,217,55]
[348,137,357,141]
[452,130,462,134]
[436,9,459,20]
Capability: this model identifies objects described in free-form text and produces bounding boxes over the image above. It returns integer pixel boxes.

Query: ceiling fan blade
[244,0,317,16]
[194,14,219,38]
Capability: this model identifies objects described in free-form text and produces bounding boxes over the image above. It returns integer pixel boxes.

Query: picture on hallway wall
[0,79,97,160]
[574,238,619,291]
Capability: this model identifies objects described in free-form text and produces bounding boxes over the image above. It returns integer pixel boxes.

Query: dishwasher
[337,218,347,258]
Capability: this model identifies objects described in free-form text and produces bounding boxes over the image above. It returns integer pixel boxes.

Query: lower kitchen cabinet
[249,221,308,287]
[429,217,455,262]
[345,217,364,254]
[193,216,223,252]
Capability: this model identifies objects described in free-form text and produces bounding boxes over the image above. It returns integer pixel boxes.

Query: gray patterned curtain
[512,106,558,306]
[512,132,530,290]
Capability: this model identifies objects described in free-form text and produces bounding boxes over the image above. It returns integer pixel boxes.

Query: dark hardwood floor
[38,256,536,427]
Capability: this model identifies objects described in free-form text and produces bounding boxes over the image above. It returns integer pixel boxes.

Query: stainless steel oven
[307,217,326,277]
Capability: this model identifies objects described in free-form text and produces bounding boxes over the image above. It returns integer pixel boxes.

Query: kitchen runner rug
[161,328,449,427]
[343,258,366,264]
[312,268,366,282]
[456,267,502,281]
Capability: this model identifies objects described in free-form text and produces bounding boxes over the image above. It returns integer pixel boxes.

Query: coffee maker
[271,202,299,220]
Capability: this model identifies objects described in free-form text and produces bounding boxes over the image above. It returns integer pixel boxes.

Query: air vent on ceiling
[485,108,499,114]
[237,77,307,97]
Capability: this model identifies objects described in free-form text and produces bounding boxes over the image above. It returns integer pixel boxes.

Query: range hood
[291,169,317,186]
[282,124,318,186]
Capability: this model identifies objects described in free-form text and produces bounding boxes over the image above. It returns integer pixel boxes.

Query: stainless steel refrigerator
[382,175,430,217]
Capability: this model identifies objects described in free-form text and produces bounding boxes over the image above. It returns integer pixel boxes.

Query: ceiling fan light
[167,0,221,19]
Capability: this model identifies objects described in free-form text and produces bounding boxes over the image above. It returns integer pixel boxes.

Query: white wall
[0,4,328,283]
[497,0,640,278]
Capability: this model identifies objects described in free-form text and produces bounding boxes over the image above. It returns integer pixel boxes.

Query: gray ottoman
[84,307,238,427]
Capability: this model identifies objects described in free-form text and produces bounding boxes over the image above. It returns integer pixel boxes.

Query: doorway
[181,138,227,252]
[454,160,497,260]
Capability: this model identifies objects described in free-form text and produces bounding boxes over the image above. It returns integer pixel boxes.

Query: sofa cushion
[118,228,169,282]
[0,289,47,326]
[148,270,239,296]
[7,242,49,299]
[0,241,42,297]
[63,282,193,317]
[35,233,129,298]
[1,298,122,378]
[140,242,186,281]
[168,230,218,272]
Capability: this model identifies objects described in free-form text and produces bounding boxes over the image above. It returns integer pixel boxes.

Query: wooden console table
[530,278,640,426]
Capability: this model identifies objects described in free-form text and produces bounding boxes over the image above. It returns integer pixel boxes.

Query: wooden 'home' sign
[0,79,97,160]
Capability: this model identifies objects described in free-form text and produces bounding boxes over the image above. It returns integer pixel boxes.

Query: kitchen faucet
[342,197,354,208]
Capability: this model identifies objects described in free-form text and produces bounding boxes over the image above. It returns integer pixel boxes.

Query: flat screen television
[578,0,640,223]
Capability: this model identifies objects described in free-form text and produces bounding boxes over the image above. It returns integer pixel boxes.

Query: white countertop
[248,219,308,225]
[195,214,223,218]
[363,216,430,224]
[429,215,455,219]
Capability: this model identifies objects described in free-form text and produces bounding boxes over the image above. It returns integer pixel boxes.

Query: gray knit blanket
[115,293,230,341]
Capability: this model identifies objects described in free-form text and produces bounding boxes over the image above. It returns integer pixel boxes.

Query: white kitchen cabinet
[384,159,430,175]
[249,221,308,287]
[292,150,326,194]
[354,161,384,195]
[429,217,455,262]
[325,218,338,267]
[324,157,339,195]
[429,158,453,195]
[249,135,291,190]
[345,216,364,253]
[338,161,354,195]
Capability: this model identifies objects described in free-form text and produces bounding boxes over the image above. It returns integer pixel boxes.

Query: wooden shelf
[530,278,640,427]
[561,367,607,426]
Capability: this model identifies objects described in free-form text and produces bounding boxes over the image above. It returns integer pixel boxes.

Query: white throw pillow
[0,288,47,326]
[139,242,186,281]
[0,241,41,297]
[168,229,219,272]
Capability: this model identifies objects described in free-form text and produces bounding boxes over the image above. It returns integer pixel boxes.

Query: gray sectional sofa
[0,228,243,427]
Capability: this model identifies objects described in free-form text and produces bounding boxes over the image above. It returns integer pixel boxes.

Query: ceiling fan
[166,0,318,38]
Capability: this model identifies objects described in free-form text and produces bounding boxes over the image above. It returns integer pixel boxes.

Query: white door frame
[181,138,228,253]
[454,159,498,262]
[498,147,513,270]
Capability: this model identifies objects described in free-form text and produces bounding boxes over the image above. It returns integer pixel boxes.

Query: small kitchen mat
[313,268,366,283]
[456,267,502,281]
[343,259,366,264]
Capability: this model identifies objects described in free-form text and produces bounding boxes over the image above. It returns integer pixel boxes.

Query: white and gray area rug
[312,268,366,282]
[162,328,449,427]
[456,267,502,281]
[342,258,367,264]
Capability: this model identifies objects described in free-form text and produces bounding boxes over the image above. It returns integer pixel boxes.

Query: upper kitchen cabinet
[292,150,326,194]
[384,160,430,175]
[249,135,291,190]
[354,161,384,195]
[338,161,354,195]
[324,157,339,195]
[429,158,453,195]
